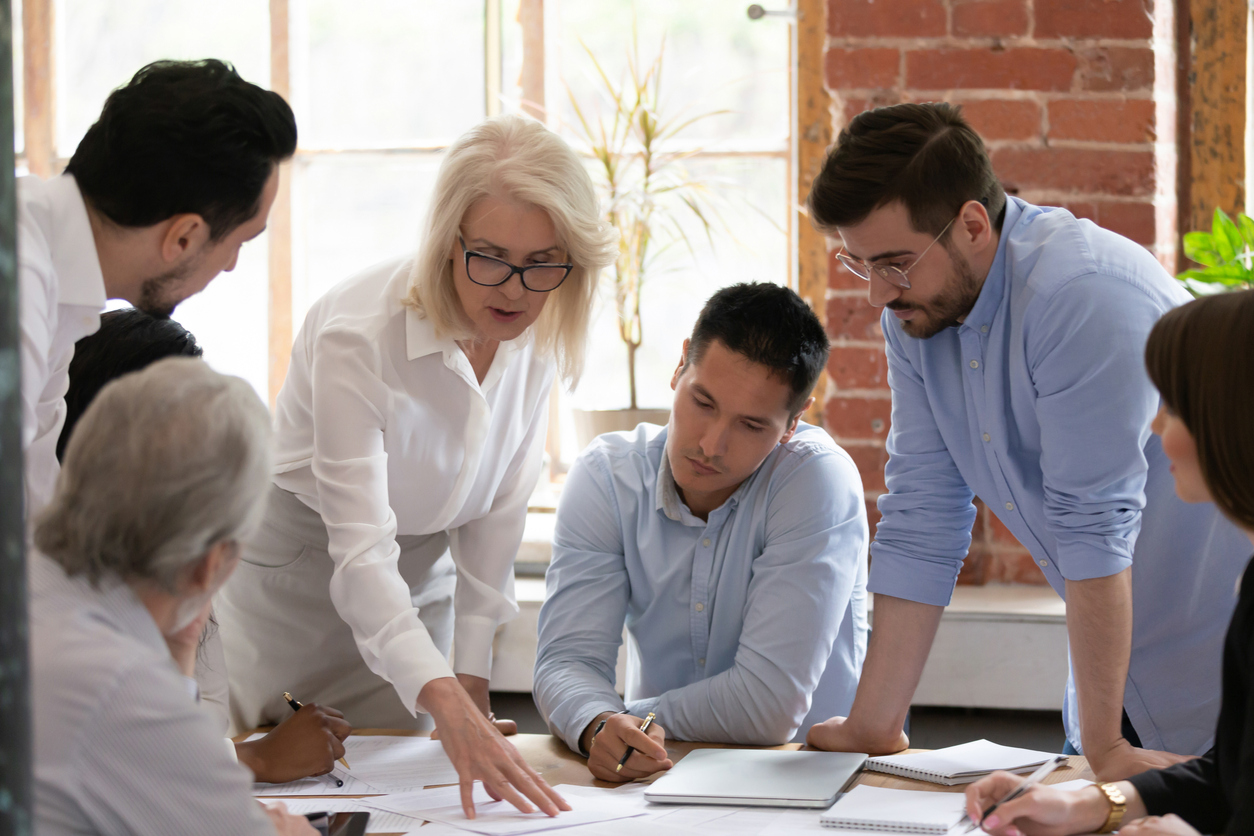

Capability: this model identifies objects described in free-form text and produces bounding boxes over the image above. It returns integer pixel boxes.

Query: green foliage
[566,34,729,409]
[1177,208,1254,294]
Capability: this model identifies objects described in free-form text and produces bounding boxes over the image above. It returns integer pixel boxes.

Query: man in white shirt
[20,58,296,518]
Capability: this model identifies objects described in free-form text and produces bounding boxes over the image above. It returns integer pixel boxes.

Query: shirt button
[981,325,989,333]
[1005,501,1015,511]
[702,538,711,547]
[969,360,979,369]
[698,658,706,666]
[983,433,991,442]
[1038,560,1048,568]
[695,603,705,612]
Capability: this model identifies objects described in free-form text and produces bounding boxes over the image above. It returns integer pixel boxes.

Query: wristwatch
[1096,783,1127,833]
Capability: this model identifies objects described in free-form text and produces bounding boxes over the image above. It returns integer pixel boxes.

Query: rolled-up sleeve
[448,391,549,680]
[870,316,978,606]
[631,449,868,745]
[1027,274,1165,581]
[533,451,630,754]
[311,327,454,716]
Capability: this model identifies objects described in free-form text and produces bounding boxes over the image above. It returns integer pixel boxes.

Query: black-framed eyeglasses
[835,216,956,290]
[459,237,573,293]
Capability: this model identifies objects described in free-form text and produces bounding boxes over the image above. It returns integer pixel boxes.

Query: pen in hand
[616,712,657,774]
[962,755,1068,833]
[283,691,351,778]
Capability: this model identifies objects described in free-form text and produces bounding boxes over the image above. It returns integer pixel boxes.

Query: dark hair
[807,102,1006,238]
[1145,290,1254,530]
[57,308,203,463]
[686,282,830,416]
[65,59,297,240]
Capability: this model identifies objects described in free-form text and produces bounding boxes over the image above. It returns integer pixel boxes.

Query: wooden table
[258,730,1094,833]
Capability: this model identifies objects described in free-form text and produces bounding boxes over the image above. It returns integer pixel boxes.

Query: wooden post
[1185,0,1247,234]
[22,0,52,178]
[796,0,831,427]
[519,0,545,123]
[268,0,294,407]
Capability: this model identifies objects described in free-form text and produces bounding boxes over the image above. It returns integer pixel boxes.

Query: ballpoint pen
[616,712,657,774]
[284,691,352,772]
[962,754,1068,833]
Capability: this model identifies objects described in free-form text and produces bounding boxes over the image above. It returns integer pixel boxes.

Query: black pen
[962,755,1067,833]
[616,712,657,774]
[283,691,350,785]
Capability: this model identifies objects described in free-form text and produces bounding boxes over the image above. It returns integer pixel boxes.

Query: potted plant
[1177,208,1254,292]
[565,38,728,449]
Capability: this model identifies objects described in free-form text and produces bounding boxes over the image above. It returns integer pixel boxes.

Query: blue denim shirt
[534,422,868,753]
[870,197,1249,754]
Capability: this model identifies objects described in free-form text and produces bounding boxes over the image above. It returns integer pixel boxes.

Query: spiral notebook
[864,739,1058,786]
[820,785,967,833]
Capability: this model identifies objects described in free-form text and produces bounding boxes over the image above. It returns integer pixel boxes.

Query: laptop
[643,749,868,808]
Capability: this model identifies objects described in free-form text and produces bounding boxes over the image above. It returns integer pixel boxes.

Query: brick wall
[820,0,1173,585]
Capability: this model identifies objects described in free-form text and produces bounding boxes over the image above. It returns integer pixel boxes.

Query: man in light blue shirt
[534,283,869,782]
[803,102,1249,782]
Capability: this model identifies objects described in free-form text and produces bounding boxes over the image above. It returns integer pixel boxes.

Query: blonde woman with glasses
[217,115,614,818]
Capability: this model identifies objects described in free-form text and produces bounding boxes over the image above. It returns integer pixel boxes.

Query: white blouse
[272,257,554,712]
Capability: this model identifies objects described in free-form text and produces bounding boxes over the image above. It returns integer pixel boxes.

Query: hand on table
[583,712,672,783]
[1084,738,1193,782]
[237,704,352,784]
[805,715,909,755]
[421,676,569,820]
[964,771,1112,836]
[260,801,319,835]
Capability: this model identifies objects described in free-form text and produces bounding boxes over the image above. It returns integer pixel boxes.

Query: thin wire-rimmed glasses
[835,216,956,290]
[459,237,574,293]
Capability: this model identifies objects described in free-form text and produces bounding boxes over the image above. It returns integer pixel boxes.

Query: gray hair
[403,114,616,386]
[35,356,273,592]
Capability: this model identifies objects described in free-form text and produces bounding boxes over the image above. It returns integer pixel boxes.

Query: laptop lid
[643,749,868,808]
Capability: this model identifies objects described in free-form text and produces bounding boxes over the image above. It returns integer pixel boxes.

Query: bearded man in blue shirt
[534,283,869,782]
[803,102,1249,782]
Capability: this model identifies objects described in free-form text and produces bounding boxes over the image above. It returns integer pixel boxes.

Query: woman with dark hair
[964,289,1254,836]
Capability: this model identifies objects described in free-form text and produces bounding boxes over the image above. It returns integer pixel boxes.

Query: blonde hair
[35,357,273,592]
[404,115,614,385]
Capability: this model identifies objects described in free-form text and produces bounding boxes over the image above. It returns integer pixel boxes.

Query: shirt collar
[961,196,1024,333]
[46,174,107,309]
[405,305,525,394]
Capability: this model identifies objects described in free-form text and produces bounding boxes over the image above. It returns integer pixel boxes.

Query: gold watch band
[1096,783,1127,833]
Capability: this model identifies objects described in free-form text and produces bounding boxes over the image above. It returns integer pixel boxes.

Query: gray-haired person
[30,357,317,836]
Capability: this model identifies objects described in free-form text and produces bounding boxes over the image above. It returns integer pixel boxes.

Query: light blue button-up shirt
[534,422,869,753]
[871,196,1250,755]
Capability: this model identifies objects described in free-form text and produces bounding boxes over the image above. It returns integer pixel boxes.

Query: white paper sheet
[251,733,459,796]
[361,782,645,835]
[260,798,424,834]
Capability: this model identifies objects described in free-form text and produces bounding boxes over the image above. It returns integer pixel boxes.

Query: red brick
[828,0,946,37]
[987,549,1050,584]
[826,47,900,90]
[958,98,1041,141]
[970,502,989,545]
[1094,200,1157,245]
[1036,0,1153,39]
[841,443,890,491]
[1077,47,1154,92]
[992,147,1155,196]
[989,511,1025,547]
[1048,98,1155,143]
[838,93,904,126]
[952,0,1030,37]
[1058,201,1098,222]
[906,48,1078,92]
[828,345,889,390]
[958,546,989,585]
[829,248,870,290]
[826,296,885,341]
[825,395,892,440]
[865,499,883,539]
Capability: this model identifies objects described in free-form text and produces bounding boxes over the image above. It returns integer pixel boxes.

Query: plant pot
[571,408,671,452]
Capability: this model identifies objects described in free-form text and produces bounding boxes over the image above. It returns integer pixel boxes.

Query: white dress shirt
[269,256,552,713]
[17,174,106,519]
[30,554,272,836]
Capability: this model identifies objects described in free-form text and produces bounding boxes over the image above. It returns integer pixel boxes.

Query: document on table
[260,798,423,834]
[360,782,645,835]
[250,733,459,796]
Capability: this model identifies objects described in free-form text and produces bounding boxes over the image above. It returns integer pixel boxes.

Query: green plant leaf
[1181,231,1220,267]
[1211,208,1240,263]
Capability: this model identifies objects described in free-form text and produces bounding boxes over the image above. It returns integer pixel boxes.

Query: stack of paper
[819,786,966,833]
[864,740,1061,786]
[252,734,459,796]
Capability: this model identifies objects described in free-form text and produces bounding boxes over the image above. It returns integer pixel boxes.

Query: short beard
[890,249,983,339]
[136,268,189,320]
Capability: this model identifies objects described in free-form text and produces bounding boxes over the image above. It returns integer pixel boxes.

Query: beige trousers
[215,485,455,733]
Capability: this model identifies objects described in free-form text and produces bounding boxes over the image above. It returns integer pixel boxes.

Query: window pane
[13,0,22,157]
[171,231,270,401]
[295,153,442,321]
[56,0,269,156]
[567,155,788,419]
[299,0,485,149]
[555,0,789,147]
